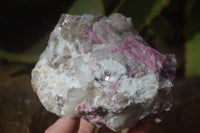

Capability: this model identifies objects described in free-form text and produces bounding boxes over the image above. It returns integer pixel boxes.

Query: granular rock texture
[31,13,176,131]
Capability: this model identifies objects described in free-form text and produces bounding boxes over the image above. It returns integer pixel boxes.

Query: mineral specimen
[31,13,176,131]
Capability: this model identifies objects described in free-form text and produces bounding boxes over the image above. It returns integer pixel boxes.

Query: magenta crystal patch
[121,37,166,72]
[75,101,106,126]
[76,101,92,113]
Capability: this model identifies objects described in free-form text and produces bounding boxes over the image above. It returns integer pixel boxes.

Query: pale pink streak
[78,44,85,54]
[82,25,102,44]
[155,118,162,123]
[107,81,120,90]
[87,62,100,71]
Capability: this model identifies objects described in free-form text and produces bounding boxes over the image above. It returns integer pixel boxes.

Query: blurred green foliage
[68,0,104,15]
[0,0,200,77]
[0,37,47,63]
[185,0,200,77]
[186,33,200,77]
[118,0,170,30]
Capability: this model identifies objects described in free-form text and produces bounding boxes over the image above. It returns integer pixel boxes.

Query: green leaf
[6,64,26,74]
[117,0,170,30]
[0,36,48,63]
[0,49,39,63]
[185,0,200,77]
[185,33,200,77]
[68,0,105,15]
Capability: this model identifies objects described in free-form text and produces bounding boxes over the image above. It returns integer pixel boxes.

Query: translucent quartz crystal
[31,13,176,131]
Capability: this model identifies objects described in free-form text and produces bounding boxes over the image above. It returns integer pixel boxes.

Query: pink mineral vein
[110,45,121,54]
[75,101,92,113]
[82,25,103,44]
[121,37,166,72]
[75,101,105,126]
[90,115,105,124]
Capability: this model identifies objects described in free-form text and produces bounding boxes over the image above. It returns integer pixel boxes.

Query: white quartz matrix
[31,13,176,131]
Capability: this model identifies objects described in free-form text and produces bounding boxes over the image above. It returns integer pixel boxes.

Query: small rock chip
[31,13,176,131]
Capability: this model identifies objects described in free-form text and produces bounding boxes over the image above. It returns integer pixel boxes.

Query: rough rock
[31,13,176,131]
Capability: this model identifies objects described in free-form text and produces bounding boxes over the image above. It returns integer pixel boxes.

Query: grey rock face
[31,13,176,131]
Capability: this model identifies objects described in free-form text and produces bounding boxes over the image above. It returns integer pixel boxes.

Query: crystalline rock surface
[31,13,176,131]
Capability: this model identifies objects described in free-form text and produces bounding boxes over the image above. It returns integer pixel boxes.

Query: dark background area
[0,0,73,52]
[0,0,200,133]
